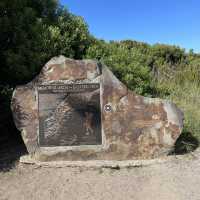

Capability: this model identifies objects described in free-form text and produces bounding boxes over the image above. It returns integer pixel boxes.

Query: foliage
[86,40,154,95]
[0,0,91,86]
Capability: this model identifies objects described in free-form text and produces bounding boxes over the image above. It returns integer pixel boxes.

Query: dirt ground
[1,150,200,200]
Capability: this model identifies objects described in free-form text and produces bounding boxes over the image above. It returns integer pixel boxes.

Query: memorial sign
[38,84,102,146]
[11,56,184,161]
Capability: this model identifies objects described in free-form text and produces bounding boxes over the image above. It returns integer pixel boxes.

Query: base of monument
[19,154,188,169]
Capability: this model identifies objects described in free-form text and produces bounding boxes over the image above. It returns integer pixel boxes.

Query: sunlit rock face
[11,56,183,161]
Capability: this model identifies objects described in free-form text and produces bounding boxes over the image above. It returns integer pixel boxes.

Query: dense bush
[86,40,153,95]
[86,40,191,97]
[0,0,91,86]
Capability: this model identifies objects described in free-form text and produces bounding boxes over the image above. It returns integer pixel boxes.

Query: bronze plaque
[38,84,102,146]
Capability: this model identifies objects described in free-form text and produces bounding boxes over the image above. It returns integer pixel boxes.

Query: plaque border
[36,83,105,150]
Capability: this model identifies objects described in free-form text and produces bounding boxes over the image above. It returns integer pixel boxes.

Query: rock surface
[11,56,183,161]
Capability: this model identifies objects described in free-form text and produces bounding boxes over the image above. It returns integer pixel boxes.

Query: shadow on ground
[0,93,28,172]
[0,132,27,172]
[171,131,199,155]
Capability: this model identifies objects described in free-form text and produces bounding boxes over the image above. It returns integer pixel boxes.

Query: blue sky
[60,0,200,52]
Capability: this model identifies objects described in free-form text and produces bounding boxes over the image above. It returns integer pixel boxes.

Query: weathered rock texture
[11,56,183,161]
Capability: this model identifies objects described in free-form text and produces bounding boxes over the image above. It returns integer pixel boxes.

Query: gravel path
[1,151,200,200]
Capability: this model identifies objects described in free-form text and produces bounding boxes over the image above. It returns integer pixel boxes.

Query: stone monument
[11,56,183,161]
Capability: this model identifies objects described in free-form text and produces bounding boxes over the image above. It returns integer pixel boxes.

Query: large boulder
[11,56,183,161]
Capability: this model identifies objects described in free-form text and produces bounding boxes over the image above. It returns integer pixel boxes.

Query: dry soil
[1,151,200,200]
